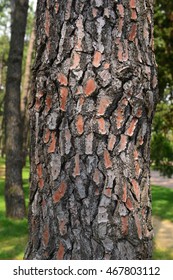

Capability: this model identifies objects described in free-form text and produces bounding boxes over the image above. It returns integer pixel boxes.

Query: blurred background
[0,0,172,259]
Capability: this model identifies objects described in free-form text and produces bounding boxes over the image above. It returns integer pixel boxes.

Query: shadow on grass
[152,185,173,222]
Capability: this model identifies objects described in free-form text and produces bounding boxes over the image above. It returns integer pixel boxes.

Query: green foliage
[154,0,173,100]
[152,248,173,260]
[151,102,173,177]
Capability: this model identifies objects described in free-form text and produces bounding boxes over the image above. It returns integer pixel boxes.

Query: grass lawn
[152,185,173,222]
[0,157,173,259]
[0,157,29,259]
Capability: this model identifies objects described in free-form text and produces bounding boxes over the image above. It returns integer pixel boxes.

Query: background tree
[151,0,173,177]
[25,0,158,260]
[4,0,29,219]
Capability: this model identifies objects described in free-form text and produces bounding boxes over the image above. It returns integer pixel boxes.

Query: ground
[151,171,173,258]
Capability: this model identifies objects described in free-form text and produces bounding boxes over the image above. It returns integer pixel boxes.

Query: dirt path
[153,216,173,254]
[151,170,173,189]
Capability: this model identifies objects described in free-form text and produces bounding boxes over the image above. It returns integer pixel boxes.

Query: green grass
[0,157,173,259]
[0,157,29,260]
[152,248,173,260]
[152,185,173,222]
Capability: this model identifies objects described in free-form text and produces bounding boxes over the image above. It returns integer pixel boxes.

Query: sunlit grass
[152,185,173,222]
[0,157,29,260]
[152,247,173,260]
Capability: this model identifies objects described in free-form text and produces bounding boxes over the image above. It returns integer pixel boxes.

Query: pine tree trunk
[25,0,158,259]
[21,25,36,164]
[4,0,29,219]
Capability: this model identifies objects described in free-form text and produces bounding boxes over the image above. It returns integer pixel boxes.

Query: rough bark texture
[25,0,158,259]
[4,0,29,218]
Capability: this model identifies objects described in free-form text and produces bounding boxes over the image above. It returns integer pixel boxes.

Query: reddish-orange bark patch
[76,114,84,135]
[104,188,112,198]
[134,213,142,239]
[84,78,97,97]
[35,97,41,112]
[53,181,67,204]
[44,128,51,144]
[43,224,49,247]
[103,62,110,69]
[136,108,143,118]
[118,134,128,152]
[97,118,107,134]
[39,178,44,189]
[73,154,80,177]
[126,118,138,136]
[97,96,112,116]
[117,4,124,17]
[128,23,137,41]
[57,73,68,86]
[57,242,65,260]
[37,163,42,178]
[139,136,144,146]
[104,150,112,169]
[122,183,127,202]
[121,216,128,235]
[131,9,137,20]
[48,131,56,153]
[60,87,68,111]
[133,149,139,160]
[93,51,102,67]
[131,179,140,201]
[130,0,136,8]
[116,38,123,62]
[45,95,52,113]
[108,134,116,151]
[126,198,134,211]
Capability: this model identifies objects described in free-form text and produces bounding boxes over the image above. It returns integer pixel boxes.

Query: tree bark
[21,25,36,164]
[4,0,29,219]
[25,0,158,259]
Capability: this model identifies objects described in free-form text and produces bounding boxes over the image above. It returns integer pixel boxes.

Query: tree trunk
[25,0,158,259]
[4,0,29,219]
[21,25,36,165]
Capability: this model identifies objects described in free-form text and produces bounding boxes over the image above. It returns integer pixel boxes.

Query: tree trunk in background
[21,25,35,164]
[4,0,29,219]
[25,0,158,259]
